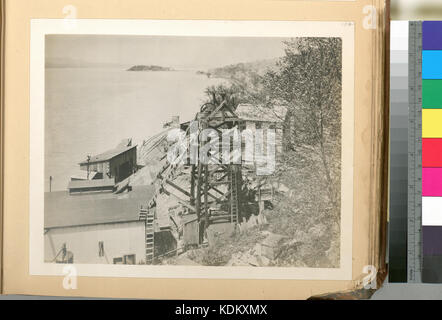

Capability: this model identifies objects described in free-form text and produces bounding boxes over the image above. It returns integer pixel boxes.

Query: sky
[45,35,290,70]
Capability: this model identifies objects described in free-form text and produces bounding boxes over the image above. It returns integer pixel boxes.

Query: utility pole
[86,155,91,179]
[49,175,52,192]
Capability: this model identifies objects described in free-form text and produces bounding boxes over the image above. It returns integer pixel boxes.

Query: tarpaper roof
[79,140,136,165]
[44,185,154,229]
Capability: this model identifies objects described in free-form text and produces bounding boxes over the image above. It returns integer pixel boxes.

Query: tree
[262,38,342,208]
[203,70,270,110]
[204,84,241,110]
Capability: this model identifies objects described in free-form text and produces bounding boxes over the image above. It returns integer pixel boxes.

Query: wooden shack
[235,103,289,164]
[79,139,137,183]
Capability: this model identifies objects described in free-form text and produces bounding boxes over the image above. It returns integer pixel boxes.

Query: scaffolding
[139,99,245,261]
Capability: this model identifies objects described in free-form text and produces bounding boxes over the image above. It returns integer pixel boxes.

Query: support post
[204,164,209,229]
[190,165,196,205]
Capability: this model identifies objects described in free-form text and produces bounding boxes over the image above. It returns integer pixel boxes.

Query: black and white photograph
[29,20,354,279]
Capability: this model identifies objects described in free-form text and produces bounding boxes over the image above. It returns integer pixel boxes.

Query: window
[113,254,136,265]
[124,254,136,265]
[113,257,123,264]
[98,241,104,257]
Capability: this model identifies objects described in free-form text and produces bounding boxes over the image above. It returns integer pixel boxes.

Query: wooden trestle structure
[190,100,243,243]
[140,99,245,263]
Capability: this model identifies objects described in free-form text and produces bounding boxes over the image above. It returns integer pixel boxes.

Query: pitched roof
[44,185,154,229]
[236,104,288,123]
[79,142,136,165]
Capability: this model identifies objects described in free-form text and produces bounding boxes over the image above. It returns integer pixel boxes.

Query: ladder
[140,208,155,264]
[229,166,240,224]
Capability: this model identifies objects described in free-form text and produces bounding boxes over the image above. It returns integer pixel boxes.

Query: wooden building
[44,186,158,264]
[235,103,289,157]
[79,139,137,184]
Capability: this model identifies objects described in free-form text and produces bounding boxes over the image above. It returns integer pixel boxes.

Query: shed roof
[68,178,115,190]
[79,143,136,165]
[236,104,288,123]
[44,185,154,229]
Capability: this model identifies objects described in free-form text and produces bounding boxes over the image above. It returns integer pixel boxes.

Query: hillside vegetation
[195,38,342,268]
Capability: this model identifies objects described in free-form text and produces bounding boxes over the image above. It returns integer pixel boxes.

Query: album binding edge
[0,0,6,296]
[308,0,390,300]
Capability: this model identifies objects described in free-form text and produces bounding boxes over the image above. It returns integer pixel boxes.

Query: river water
[45,67,224,191]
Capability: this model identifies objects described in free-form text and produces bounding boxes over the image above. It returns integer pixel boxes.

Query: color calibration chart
[421,21,442,283]
[390,21,442,283]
